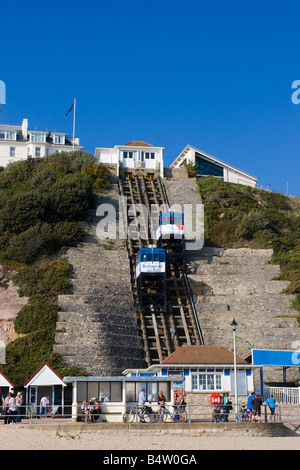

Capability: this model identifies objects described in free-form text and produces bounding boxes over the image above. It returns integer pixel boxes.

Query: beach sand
[0,424,300,451]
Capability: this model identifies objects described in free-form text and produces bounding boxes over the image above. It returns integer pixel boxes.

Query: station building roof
[124,141,154,147]
[162,345,248,366]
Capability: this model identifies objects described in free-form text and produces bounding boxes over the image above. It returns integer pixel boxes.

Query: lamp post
[231,318,238,422]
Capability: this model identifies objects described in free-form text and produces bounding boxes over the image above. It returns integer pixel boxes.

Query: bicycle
[122,404,156,423]
[157,405,187,423]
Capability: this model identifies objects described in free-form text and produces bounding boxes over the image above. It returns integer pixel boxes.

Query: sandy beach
[0,424,300,451]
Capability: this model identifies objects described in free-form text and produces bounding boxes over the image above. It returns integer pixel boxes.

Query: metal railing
[256,386,300,404]
[0,402,282,424]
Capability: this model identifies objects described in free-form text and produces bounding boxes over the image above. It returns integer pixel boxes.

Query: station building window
[144,152,155,159]
[125,381,170,402]
[77,381,123,402]
[195,154,224,179]
[123,151,133,158]
[192,371,222,391]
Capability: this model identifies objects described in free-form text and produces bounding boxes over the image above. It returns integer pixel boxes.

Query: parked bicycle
[157,406,187,423]
[122,404,156,423]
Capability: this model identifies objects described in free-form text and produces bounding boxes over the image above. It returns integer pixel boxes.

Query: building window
[145,152,155,159]
[54,135,65,144]
[9,147,15,157]
[30,133,46,143]
[195,154,224,179]
[125,382,170,402]
[124,151,133,158]
[35,147,41,157]
[76,381,123,403]
[192,373,222,391]
[0,130,16,140]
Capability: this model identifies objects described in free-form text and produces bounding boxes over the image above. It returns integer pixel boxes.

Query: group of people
[137,388,186,422]
[1,390,23,424]
[212,393,233,422]
[81,398,102,422]
[246,392,276,422]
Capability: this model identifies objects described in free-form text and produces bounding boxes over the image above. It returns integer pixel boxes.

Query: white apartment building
[0,118,83,167]
[95,141,164,178]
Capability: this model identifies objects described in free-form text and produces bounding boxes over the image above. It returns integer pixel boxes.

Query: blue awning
[252,349,300,367]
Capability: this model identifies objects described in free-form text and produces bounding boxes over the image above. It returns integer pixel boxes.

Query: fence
[255,386,300,405]
[256,386,300,404]
[0,402,281,424]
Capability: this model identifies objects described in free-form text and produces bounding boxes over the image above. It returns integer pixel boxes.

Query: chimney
[21,118,28,140]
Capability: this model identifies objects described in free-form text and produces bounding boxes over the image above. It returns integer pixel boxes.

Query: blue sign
[252,349,300,367]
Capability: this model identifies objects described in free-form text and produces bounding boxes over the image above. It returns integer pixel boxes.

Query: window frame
[191,371,223,392]
[76,381,123,403]
[30,132,46,143]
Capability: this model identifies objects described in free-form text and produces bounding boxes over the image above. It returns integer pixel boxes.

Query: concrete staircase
[54,182,144,376]
[187,247,299,383]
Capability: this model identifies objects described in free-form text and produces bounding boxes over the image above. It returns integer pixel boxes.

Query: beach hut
[0,369,14,404]
[24,362,66,415]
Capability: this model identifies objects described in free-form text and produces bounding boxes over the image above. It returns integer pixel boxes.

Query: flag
[65,102,74,117]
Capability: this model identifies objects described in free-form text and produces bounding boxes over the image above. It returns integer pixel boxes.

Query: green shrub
[14,298,58,334]
[1,190,46,234]
[46,173,93,222]
[52,221,85,247]
[240,211,268,239]
[14,259,72,301]
[81,162,111,193]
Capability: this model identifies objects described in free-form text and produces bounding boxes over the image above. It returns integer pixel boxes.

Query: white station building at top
[95,140,165,178]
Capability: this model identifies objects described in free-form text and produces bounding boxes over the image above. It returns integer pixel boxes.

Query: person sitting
[91,399,101,423]
[158,391,166,411]
[81,400,91,421]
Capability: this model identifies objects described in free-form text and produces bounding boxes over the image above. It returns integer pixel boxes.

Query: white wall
[0,142,81,167]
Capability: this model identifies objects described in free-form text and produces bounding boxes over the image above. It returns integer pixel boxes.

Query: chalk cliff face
[0,269,28,345]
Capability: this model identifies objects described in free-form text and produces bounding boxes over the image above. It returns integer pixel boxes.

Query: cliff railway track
[119,171,203,367]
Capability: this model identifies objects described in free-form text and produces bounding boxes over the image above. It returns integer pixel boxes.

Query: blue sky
[1,0,300,195]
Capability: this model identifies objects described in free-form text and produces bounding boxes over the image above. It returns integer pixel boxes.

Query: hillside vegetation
[0,151,110,386]
[197,176,300,315]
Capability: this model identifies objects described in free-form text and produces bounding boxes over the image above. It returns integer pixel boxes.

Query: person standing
[1,392,9,425]
[265,395,276,422]
[252,394,263,422]
[40,396,50,417]
[16,392,23,423]
[138,388,146,423]
[8,393,17,424]
[247,392,255,422]
[158,391,166,410]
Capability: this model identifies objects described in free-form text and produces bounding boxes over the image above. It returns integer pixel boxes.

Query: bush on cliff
[0,151,110,386]
[197,176,300,297]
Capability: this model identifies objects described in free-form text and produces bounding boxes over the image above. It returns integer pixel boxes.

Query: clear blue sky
[1,0,300,195]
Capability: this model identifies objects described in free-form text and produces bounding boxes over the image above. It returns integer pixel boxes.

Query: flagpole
[72,98,76,150]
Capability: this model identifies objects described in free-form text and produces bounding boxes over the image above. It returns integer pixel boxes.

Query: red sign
[210,394,222,405]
